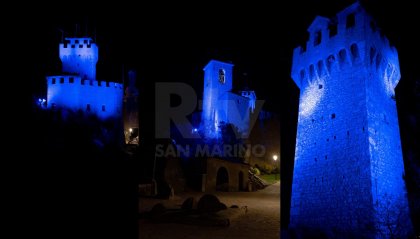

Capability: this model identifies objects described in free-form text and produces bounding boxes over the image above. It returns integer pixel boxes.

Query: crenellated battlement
[291,2,399,89]
[46,74,123,120]
[294,2,367,56]
[46,75,123,89]
[60,37,95,49]
[59,37,98,54]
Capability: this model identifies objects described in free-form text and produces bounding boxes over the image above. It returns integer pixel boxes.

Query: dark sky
[25,0,419,229]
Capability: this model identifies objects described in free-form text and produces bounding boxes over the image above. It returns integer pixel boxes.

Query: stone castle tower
[59,37,98,81]
[202,60,234,138]
[290,3,412,238]
[46,37,123,120]
[201,60,256,139]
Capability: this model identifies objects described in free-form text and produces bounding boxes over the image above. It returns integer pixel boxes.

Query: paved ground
[139,182,280,239]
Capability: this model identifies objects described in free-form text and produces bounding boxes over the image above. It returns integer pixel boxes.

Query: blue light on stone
[46,37,123,120]
[298,76,325,118]
[201,60,257,139]
[289,2,413,238]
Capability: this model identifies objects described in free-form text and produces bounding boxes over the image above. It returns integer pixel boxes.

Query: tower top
[306,2,363,31]
[63,37,94,45]
[291,1,398,89]
[203,60,234,71]
[59,36,98,81]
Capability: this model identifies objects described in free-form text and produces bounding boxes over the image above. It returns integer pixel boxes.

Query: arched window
[317,60,324,75]
[300,69,305,81]
[327,55,335,72]
[339,49,347,64]
[309,64,316,80]
[218,69,225,84]
[350,43,359,60]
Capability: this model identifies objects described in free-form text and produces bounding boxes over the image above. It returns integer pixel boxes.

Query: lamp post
[273,155,278,180]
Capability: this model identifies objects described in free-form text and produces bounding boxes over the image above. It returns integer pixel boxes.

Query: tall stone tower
[47,37,123,120]
[59,37,98,81]
[201,60,234,138]
[290,3,412,238]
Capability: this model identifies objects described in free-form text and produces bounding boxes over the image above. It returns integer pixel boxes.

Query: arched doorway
[238,171,244,191]
[216,167,229,191]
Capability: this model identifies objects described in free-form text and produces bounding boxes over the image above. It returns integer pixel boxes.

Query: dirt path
[139,182,280,239]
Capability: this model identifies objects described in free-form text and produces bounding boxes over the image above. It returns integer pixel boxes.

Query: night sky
[25,0,418,232]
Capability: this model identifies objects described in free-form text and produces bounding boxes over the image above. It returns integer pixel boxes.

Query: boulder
[197,194,227,213]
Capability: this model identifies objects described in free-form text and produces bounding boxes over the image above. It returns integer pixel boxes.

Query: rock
[181,197,195,210]
[197,194,227,213]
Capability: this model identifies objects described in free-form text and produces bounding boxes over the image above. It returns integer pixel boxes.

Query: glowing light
[193,128,198,132]
[129,128,133,133]
[384,63,398,97]
[299,78,324,117]
[273,155,278,161]
[37,98,47,108]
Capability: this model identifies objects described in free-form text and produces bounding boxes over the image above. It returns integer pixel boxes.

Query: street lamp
[273,154,278,180]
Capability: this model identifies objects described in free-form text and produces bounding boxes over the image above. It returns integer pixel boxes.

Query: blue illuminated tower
[202,60,234,138]
[46,37,123,120]
[59,38,98,81]
[290,3,412,238]
[201,60,257,139]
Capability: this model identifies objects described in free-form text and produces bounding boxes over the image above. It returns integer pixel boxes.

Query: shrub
[250,167,261,176]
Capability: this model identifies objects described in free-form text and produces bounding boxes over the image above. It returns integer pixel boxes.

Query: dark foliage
[25,108,139,238]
